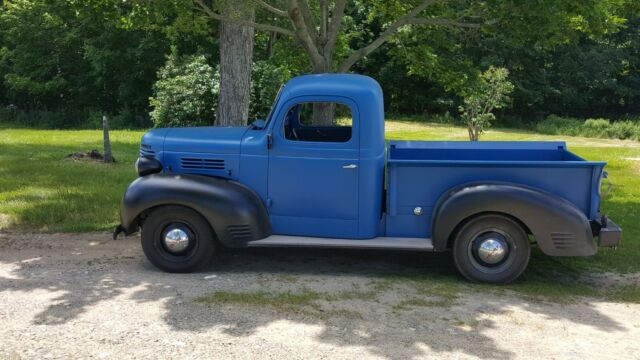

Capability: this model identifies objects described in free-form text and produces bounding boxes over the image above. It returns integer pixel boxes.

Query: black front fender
[432,183,596,256]
[119,174,271,247]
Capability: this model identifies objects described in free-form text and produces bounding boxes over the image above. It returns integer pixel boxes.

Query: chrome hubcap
[476,238,508,264]
[163,228,191,254]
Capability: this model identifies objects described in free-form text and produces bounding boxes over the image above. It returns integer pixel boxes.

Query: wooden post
[102,115,113,163]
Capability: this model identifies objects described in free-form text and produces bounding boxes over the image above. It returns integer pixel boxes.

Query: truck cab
[117,74,621,284]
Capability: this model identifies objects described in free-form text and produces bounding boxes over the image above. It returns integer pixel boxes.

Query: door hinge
[267,133,273,149]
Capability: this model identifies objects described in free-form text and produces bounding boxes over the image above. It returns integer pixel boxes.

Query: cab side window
[283,102,352,143]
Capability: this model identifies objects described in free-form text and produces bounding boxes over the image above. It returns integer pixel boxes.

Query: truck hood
[162,126,249,154]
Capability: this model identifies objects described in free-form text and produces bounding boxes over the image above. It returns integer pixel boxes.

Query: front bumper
[597,218,622,247]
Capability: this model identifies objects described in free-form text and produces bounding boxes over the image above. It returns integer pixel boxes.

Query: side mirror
[251,119,266,129]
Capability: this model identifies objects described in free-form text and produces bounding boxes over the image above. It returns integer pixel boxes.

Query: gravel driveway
[1,231,639,360]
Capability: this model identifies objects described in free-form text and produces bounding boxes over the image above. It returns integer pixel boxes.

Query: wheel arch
[432,182,596,256]
[446,210,533,249]
[119,173,271,248]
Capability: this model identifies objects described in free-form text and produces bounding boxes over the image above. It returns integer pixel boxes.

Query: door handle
[342,164,358,169]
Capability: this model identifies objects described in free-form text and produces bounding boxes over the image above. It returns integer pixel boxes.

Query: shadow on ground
[0,232,629,359]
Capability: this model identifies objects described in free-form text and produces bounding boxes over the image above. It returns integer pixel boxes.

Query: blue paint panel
[386,141,606,238]
[136,75,607,244]
[162,151,239,179]
[270,215,359,238]
[267,94,361,238]
[264,74,385,239]
[238,128,270,202]
[163,127,248,154]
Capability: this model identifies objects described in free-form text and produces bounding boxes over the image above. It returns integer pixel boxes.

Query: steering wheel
[291,127,300,141]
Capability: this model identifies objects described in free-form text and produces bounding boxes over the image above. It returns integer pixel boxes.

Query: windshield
[263,84,285,128]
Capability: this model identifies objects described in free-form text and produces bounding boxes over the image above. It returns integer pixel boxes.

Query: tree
[385,0,638,119]
[0,0,170,127]
[217,1,255,126]
[193,0,479,125]
[459,66,513,141]
[194,0,479,74]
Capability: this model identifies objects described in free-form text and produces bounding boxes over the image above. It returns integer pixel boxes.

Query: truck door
[268,97,360,238]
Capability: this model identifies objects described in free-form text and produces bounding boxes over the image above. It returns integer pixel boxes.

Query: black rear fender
[119,174,271,248]
[432,183,595,256]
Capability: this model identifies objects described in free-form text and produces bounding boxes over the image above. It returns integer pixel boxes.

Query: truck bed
[385,141,606,238]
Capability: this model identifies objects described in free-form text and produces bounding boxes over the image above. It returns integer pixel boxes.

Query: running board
[247,235,434,251]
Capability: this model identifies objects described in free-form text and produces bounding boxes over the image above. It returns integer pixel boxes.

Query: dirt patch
[64,149,115,162]
[1,231,639,359]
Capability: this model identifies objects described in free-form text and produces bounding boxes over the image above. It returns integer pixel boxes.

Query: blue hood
[160,126,249,154]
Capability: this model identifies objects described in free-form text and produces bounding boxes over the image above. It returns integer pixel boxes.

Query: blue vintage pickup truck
[116,74,621,284]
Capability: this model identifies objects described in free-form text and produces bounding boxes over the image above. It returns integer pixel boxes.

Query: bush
[607,121,639,140]
[150,53,219,128]
[148,57,291,127]
[536,115,640,140]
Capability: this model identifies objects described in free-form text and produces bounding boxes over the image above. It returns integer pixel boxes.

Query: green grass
[0,128,143,231]
[1,120,639,301]
[194,290,367,319]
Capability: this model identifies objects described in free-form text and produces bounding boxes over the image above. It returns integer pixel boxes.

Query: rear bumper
[597,218,622,247]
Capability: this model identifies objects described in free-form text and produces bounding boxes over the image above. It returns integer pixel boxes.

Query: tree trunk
[102,115,113,163]
[217,3,255,126]
[310,61,336,126]
[312,102,336,126]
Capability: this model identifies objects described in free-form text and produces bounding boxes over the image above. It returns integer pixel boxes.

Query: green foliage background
[0,0,638,128]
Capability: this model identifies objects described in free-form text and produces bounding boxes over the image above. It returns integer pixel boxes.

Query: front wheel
[452,214,530,284]
[141,205,216,272]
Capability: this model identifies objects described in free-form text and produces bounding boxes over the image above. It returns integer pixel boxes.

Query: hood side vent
[180,157,225,170]
[140,144,156,158]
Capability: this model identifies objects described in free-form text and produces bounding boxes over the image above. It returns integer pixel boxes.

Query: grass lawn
[1,120,639,300]
[0,128,144,232]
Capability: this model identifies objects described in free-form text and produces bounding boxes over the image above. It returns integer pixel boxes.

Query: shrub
[583,118,611,137]
[459,67,514,141]
[536,115,640,140]
[607,121,640,140]
[150,53,219,128]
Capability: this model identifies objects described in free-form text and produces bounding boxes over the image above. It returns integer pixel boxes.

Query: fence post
[103,115,113,163]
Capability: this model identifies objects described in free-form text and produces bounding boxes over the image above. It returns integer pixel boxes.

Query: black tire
[141,205,216,273]
[452,214,530,284]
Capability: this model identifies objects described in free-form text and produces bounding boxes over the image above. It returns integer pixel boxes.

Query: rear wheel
[452,214,530,284]
[141,205,215,272]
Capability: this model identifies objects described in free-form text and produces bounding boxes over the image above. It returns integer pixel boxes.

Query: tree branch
[194,0,295,37]
[296,0,319,42]
[409,18,481,28]
[324,0,346,63]
[319,0,328,43]
[254,0,288,17]
[287,0,325,70]
[338,0,440,72]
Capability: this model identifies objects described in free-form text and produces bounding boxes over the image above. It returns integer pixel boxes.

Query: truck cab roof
[279,73,383,100]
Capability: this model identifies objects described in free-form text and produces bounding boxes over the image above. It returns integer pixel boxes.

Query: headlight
[135,156,163,177]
